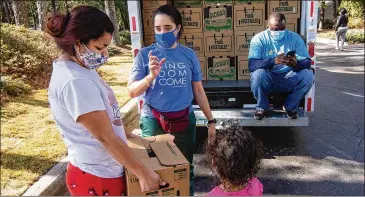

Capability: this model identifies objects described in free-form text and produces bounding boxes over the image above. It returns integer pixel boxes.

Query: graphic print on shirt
[157,60,188,88]
[100,79,122,126]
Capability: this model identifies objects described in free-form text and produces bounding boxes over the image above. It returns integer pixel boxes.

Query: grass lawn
[0,50,134,196]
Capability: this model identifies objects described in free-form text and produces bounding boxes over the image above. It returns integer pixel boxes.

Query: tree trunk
[332,0,338,24]
[118,0,130,31]
[11,0,29,27]
[36,0,47,30]
[6,0,15,24]
[51,0,57,14]
[104,0,120,45]
[2,0,11,23]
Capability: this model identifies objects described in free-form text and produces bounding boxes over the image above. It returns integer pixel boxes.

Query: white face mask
[75,43,108,69]
[269,29,286,41]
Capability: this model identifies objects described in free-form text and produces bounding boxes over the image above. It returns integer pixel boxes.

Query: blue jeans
[250,69,314,111]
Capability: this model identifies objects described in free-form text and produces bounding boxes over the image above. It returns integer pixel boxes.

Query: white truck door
[304,0,318,112]
[127,0,144,114]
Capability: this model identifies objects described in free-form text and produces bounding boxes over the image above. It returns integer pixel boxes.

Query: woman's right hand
[148,50,166,79]
[138,168,166,192]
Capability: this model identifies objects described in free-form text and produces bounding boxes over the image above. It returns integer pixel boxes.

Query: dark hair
[269,12,286,24]
[46,5,114,56]
[152,4,183,38]
[340,8,348,15]
[207,126,263,189]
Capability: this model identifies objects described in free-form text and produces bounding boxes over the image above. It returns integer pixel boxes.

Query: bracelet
[144,76,152,87]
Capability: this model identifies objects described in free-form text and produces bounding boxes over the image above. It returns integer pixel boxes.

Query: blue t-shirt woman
[127,4,216,196]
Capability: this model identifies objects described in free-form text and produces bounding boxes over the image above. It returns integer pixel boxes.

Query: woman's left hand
[208,124,216,141]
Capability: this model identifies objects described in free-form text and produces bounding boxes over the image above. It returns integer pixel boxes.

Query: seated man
[248,12,314,120]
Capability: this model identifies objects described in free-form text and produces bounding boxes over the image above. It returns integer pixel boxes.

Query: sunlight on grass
[0,53,134,196]
[1,89,67,196]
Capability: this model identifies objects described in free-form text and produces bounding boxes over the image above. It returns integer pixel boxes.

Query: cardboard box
[234,0,265,4]
[268,0,301,19]
[142,0,172,9]
[265,18,298,33]
[286,18,298,33]
[126,134,190,196]
[144,35,155,46]
[203,0,233,6]
[203,6,233,32]
[198,57,207,80]
[179,33,205,56]
[234,29,264,56]
[204,30,234,56]
[174,0,202,7]
[237,56,250,80]
[178,8,203,33]
[143,9,154,36]
[207,56,236,80]
[234,3,265,31]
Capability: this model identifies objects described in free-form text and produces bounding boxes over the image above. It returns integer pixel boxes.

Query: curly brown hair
[207,126,263,189]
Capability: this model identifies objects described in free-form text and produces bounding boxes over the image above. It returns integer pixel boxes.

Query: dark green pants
[140,112,196,196]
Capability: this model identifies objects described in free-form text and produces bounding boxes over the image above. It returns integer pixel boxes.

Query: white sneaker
[335,46,339,50]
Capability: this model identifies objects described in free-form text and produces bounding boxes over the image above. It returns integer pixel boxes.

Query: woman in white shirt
[46,5,164,196]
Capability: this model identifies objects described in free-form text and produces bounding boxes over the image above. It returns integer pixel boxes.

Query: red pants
[66,163,126,196]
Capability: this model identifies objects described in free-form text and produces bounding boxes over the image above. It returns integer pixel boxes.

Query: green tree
[11,0,29,27]
[338,0,364,18]
[318,0,328,30]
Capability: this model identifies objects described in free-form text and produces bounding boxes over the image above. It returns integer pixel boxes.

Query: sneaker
[335,46,339,50]
[254,109,268,120]
[286,110,298,119]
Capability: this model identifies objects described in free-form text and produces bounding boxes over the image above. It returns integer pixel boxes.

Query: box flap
[150,141,188,166]
[127,136,156,159]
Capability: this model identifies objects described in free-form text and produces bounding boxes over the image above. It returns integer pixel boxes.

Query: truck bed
[194,80,308,127]
[194,108,308,127]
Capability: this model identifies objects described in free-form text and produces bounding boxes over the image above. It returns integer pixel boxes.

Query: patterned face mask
[75,43,108,69]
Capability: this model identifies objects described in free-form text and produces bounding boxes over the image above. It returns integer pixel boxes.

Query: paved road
[194,41,364,196]
[63,40,364,196]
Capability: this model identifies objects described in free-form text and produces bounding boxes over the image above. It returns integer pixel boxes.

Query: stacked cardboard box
[202,2,235,81]
[176,3,207,80]
[267,0,300,33]
[233,1,265,80]
[142,0,173,46]
[142,0,301,82]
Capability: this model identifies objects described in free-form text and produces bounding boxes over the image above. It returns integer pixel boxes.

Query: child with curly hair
[206,126,264,196]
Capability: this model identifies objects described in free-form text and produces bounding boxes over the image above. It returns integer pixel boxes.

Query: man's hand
[286,55,297,68]
[275,54,289,65]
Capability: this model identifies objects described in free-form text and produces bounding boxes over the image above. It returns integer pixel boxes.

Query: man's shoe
[286,110,298,119]
[254,109,267,120]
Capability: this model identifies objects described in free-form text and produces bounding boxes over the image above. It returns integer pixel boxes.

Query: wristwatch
[206,118,217,127]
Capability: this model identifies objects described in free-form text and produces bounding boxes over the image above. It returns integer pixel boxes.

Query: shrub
[108,45,123,56]
[346,29,365,44]
[118,30,131,45]
[1,23,60,89]
[318,29,364,44]
[339,0,364,18]
[323,19,335,30]
[348,17,365,29]
[0,76,32,105]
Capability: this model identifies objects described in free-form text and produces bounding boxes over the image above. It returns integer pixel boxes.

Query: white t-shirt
[48,60,127,178]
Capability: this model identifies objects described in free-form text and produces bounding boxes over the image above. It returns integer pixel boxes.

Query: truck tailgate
[194,108,309,127]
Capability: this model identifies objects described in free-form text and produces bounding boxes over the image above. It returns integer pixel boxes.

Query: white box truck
[127,0,319,127]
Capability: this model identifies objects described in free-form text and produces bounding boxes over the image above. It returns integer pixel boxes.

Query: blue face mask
[155,28,178,48]
[269,29,286,41]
